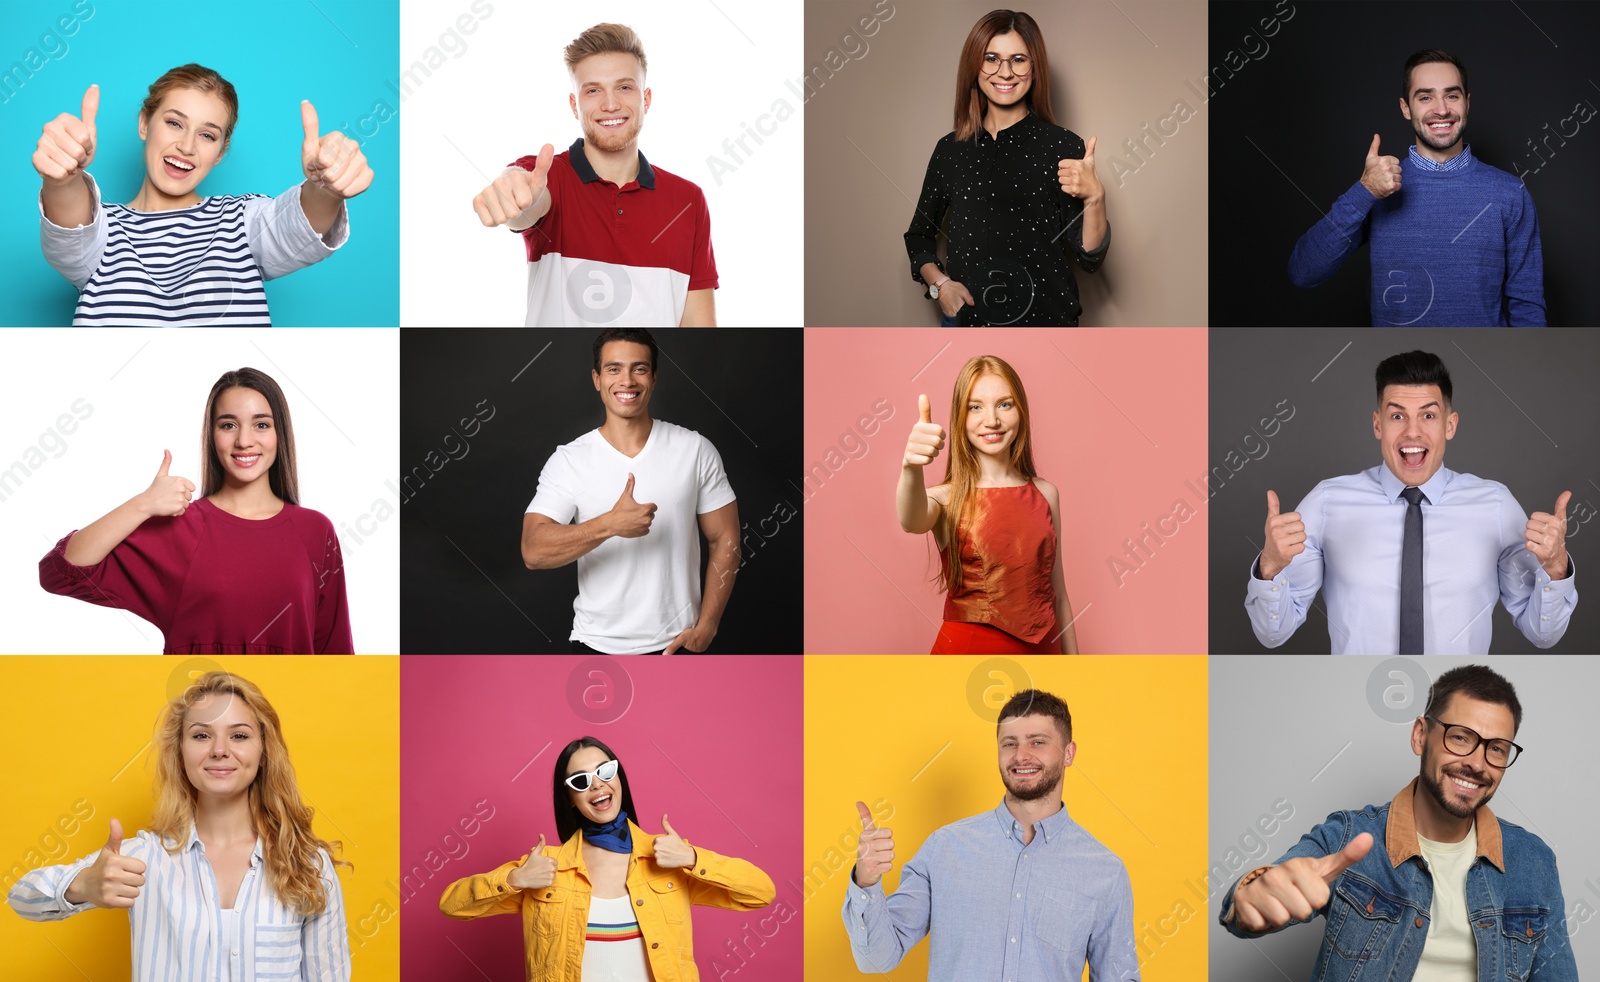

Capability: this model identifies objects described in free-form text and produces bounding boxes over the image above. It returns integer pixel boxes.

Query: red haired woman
[906,9,1108,327]
[897,354,1079,653]
[31,63,372,325]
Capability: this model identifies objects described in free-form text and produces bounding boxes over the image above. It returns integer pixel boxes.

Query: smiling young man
[1246,350,1575,654]
[470,23,718,327]
[844,689,1140,980]
[520,328,739,654]
[1287,49,1545,326]
[1219,665,1578,981]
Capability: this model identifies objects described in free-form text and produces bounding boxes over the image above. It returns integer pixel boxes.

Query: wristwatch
[928,275,950,300]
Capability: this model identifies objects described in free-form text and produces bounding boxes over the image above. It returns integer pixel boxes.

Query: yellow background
[804,656,1207,981]
[0,656,400,979]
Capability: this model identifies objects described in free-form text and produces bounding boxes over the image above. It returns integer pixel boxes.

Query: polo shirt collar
[993,797,1073,844]
[1376,463,1454,506]
[568,138,656,190]
[1385,776,1504,872]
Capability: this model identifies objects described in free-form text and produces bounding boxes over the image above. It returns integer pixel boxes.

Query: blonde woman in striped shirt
[6,671,352,981]
[32,63,373,326]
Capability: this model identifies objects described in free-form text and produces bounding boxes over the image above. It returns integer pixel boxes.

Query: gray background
[1209,655,1600,980]
[1208,328,1600,654]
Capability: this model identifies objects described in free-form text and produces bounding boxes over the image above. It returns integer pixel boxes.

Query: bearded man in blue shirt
[842,688,1141,980]
[1219,664,1578,982]
[1245,349,1575,654]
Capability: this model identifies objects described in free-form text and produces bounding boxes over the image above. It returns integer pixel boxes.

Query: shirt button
[1011,937,1017,943]
[699,868,706,875]
[1271,587,1278,592]
[1271,615,1278,620]
[545,892,553,898]
[1016,893,1021,899]
[617,208,623,214]
[651,942,659,949]
[1415,917,1424,928]
[637,899,645,906]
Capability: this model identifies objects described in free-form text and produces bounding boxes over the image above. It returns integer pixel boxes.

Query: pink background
[400,656,803,980]
[804,328,1208,654]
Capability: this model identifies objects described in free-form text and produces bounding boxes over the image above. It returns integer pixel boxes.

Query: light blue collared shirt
[1408,142,1475,172]
[7,826,351,981]
[1245,465,1577,653]
[842,799,1140,981]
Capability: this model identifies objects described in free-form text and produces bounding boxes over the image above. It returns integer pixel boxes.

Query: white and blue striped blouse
[6,826,351,981]
[39,173,348,327]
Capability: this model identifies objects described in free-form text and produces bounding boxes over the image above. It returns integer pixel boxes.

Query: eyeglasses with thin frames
[564,758,620,792]
[981,53,1032,76]
[1424,716,1522,768]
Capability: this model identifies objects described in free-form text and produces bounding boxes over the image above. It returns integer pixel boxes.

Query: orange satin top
[940,481,1058,643]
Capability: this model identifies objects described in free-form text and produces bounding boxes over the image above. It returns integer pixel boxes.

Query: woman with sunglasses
[906,9,1109,327]
[32,64,372,326]
[440,736,775,981]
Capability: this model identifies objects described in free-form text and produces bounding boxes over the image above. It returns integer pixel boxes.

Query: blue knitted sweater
[1288,149,1545,326]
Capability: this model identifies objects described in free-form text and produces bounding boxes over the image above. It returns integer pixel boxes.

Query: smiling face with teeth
[212,386,278,490]
[1400,61,1469,162]
[1372,383,1456,487]
[592,340,656,422]
[997,713,1074,803]
[978,31,1033,111]
[570,52,649,155]
[565,745,625,824]
[137,86,232,209]
[1412,694,1514,824]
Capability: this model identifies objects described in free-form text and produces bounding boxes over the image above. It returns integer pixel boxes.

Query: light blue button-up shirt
[842,799,1140,980]
[7,826,351,981]
[1245,465,1576,653]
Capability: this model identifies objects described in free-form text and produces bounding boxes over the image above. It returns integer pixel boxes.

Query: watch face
[929,284,940,299]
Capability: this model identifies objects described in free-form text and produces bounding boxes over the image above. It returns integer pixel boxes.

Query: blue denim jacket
[1218,780,1577,982]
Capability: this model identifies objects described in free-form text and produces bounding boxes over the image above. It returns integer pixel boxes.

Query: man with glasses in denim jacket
[1219,665,1577,981]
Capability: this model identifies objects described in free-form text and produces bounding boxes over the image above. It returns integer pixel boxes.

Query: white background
[0,329,400,654]
[398,0,805,326]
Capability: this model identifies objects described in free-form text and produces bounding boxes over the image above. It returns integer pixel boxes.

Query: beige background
[803,0,1208,326]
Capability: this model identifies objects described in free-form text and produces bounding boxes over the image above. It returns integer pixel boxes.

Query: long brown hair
[150,672,350,916]
[954,9,1057,141]
[935,355,1038,592]
[201,368,299,504]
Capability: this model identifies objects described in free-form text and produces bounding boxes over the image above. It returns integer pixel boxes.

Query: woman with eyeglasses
[440,736,775,981]
[906,9,1109,327]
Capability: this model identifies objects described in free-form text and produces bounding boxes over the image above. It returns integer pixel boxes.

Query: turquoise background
[0,0,399,326]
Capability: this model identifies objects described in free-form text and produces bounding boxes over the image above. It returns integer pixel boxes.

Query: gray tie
[1400,486,1424,654]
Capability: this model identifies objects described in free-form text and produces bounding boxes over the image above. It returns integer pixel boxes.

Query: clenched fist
[1231,833,1372,933]
[1360,134,1402,199]
[506,834,557,890]
[301,101,374,199]
[34,83,99,185]
[473,144,553,227]
[1259,489,1305,580]
[903,394,946,467]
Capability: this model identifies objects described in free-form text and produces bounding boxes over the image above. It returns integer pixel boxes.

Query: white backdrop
[0,329,400,654]
[398,0,805,326]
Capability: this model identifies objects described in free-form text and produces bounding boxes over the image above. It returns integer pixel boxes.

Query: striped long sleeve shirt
[6,827,351,981]
[39,173,349,326]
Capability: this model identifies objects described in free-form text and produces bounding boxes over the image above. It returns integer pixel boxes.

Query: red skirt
[930,619,1058,654]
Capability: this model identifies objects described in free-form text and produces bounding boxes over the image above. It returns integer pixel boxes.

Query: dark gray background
[1208,328,1600,654]
[1209,655,1598,980]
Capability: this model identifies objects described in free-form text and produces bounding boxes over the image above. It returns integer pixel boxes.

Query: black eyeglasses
[981,53,1032,76]
[563,758,619,792]
[1424,716,1522,768]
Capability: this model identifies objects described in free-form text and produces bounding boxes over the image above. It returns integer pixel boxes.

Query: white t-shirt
[582,892,653,981]
[1415,825,1478,982]
[527,420,735,653]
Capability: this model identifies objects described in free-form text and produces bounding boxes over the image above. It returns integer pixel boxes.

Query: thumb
[661,814,677,837]
[106,817,124,856]
[533,833,547,854]
[1318,831,1373,883]
[158,449,172,477]
[1266,489,1280,518]
[1555,490,1572,523]
[855,800,876,831]
[1367,133,1381,159]
[81,83,100,128]
[301,100,320,143]
[622,473,635,499]
[1084,135,1096,159]
[533,143,555,177]
[918,393,931,425]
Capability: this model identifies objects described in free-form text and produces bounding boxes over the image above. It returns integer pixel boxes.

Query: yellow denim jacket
[439,821,775,982]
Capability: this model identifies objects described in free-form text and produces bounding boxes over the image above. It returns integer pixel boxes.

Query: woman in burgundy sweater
[40,367,353,653]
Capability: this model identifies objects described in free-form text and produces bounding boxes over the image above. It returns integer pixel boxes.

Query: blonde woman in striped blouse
[31,63,373,326]
[6,672,351,981]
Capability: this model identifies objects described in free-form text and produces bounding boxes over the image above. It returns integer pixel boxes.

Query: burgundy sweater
[40,498,353,654]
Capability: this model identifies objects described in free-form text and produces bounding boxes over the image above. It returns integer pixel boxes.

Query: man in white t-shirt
[521,328,740,653]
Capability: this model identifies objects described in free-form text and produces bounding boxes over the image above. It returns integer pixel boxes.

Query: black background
[1208,1,1600,325]
[400,329,804,654]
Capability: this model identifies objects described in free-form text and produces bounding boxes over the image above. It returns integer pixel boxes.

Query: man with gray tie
[1245,350,1574,654]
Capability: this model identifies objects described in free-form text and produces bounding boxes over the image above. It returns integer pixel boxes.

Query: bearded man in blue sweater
[1288,50,1545,327]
